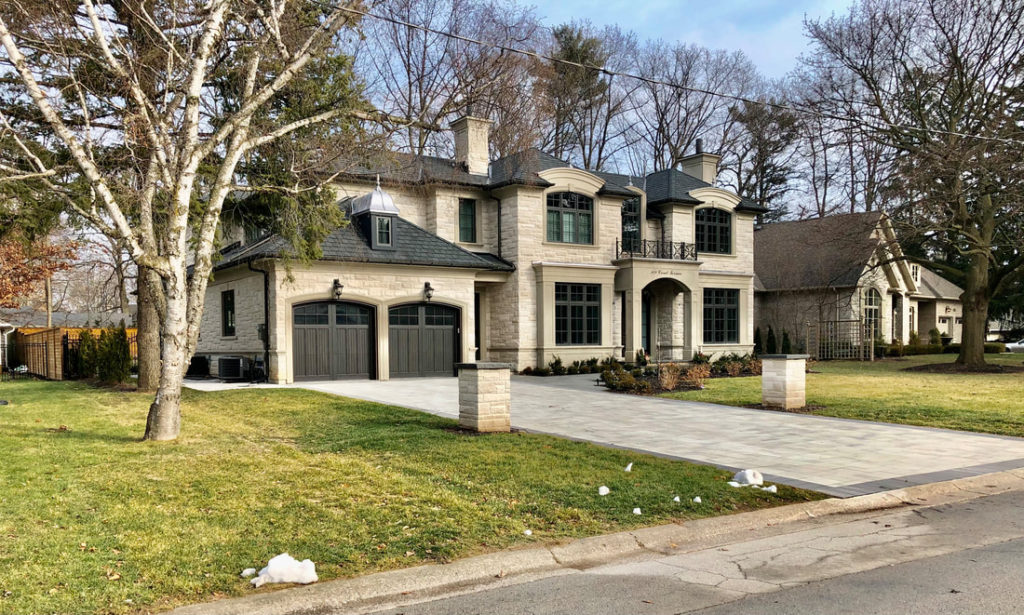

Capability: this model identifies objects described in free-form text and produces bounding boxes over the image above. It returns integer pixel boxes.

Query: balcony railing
[616,238,698,261]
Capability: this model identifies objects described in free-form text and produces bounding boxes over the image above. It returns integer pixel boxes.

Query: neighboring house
[0,318,12,370]
[753,212,964,353]
[195,114,765,382]
[0,308,136,331]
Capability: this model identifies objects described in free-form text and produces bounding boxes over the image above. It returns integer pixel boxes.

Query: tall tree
[0,0,370,439]
[0,236,75,308]
[805,0,1024,368]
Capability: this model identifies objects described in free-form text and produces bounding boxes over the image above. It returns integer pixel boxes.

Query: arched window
[695,208,731,254]
[863,288,882,338]
[547,192,593,244]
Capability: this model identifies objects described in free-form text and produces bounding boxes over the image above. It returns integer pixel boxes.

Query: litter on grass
[727,481,742,488]
[673,496,681,503]
[249,553,318,587]
[732,469,764,486]
[523,529,533,536]
[762,485,778,493]
[632,508,642,515]
[624,462,633,472]
[598,486,611,496]
[692,496,702,504]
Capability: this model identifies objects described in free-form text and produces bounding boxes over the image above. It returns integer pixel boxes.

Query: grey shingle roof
[915,267,963,300]
[214,215,514,273]
[754,212,885,291]
[645,168,768,213]
[332,152,491,187]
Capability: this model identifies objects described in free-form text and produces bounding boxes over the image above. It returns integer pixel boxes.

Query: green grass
[0,381,822,614]
[663,354,1024,436]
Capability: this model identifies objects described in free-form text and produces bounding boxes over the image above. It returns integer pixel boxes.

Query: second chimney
[451,113,492,176]
[680,139,721,184]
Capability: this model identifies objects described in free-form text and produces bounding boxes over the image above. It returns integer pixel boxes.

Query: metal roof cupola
[352,176,399,251]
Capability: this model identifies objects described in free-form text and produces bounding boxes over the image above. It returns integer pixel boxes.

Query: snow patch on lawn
[249,553,317,587]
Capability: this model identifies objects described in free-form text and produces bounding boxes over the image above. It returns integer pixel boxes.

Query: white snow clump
[732,469,764,486]
[624,462,633,472]
[598,485,611,496]
[250,553,318,587]
[240,568,257,578]
[692,496,702,504]
[632,507,642,515]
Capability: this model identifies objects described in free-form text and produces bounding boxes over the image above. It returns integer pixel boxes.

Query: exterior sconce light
[423,281,435,301]
[332,279,344,300]
[945,306,952,314]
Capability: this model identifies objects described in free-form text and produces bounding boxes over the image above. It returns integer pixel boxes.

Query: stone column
[761,354,808,410]
[457,362,511,433]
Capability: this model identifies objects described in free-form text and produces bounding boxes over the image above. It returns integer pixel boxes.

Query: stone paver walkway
[184,375,1024,496]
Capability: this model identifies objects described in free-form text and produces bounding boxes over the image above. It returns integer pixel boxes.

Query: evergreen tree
[766,326,778,354]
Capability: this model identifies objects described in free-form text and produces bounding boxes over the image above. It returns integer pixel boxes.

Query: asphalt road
[365,491,1024,615]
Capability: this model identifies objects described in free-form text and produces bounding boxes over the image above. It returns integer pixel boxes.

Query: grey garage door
[389,303,459,377]
[293,302,374,380]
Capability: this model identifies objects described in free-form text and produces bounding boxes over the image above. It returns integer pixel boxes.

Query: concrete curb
[168,468,1024,615]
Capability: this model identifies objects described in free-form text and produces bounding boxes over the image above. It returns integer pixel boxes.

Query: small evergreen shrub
[766,326,778,354]
[781,331,792,354]
[753,327,763,355]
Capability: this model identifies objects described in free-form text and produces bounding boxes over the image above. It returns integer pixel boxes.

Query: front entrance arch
[640,278,692,361]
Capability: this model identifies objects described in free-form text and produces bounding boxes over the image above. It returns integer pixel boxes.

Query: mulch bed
[902,362,1024,374]
[742,403,828,414]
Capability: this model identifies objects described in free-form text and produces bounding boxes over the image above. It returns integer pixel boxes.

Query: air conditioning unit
[218,356,248,381]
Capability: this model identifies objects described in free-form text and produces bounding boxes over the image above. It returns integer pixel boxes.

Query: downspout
[247,258,271,383]
[496,198,503,259]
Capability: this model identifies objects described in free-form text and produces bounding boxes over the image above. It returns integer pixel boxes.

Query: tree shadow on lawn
[0,423,140,444]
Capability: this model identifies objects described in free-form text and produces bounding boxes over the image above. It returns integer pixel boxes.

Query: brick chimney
[680,138,721,184]
[451,113,491,176]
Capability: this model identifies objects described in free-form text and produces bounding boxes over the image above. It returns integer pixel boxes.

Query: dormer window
[696,208,731,254]
[547,192,593,244]
[911,264,920,283]
[376,216,392,246]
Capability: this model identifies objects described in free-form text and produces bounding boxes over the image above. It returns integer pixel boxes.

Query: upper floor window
[696,208,731,254]
[911,264,920,283]
[376,216,392,246]
[863,288,882,336]
[621,197,640,252]
[221,290,236,337]
[547,192,593,244]
[459,198,477,243]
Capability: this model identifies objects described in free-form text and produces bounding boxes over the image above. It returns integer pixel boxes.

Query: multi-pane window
[389,305,419,326]
[703,289,739,344]
[221,290,236,336]
[621,197,640,252]
[293,303,329,325]
[425,305,457,326]
[555,283,601,345]
[863,288,882,337]
[376,216,392,246]
[546,192,594,244]
[335,303,371,326]
[695,208,731,254]
[459,198,477,243]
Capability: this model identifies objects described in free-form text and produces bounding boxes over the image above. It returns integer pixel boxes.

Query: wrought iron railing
[616,238,698,261]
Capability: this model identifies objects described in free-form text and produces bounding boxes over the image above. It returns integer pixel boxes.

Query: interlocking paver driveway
[186,375,1024,496]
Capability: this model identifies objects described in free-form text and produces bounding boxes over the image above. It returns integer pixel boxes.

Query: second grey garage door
[293,302,374,380]
[389,303,459,377]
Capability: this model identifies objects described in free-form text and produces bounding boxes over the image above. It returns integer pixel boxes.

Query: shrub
[943,343,1007,354]
[908,330,921,346]
[901,343,943,355]
[77,330,98,378]
[520,366,533,375]
[578,364,591,374]
[566,365,579,375]
[97,324,132,385]
[766,326,778,354]
[635,349,648,366]
[658,363,682,391]
[533,367,551,376]
[928,328,942,344]
[587,357,599,367]
[781,331,792,354]
[681,364,711,389]
[691,352,711,365]
[724,361,744,377]
[630,368,643,379]
[753,327,763,355]
[549,356,566,376]
[600,365,637,391]
[748,358,763,375]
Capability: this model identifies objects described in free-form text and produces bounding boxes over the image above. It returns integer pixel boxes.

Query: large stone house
[753,212,964,354]
[195,115,765,382]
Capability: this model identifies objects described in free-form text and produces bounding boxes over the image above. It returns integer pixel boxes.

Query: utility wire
[326,2,1024,147]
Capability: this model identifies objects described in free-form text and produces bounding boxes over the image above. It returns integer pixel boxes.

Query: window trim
[458,198,478,244]
[695,207,732,255]
[621,196,641,252]
[371,214,395,250]
[554,282,602,346]
[546,192,595,245]
[221,289,236,337]
[702,288,739,344]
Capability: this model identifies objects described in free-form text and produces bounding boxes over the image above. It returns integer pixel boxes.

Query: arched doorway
[641,278,691,361]
[388,303,461,377]
[292,301,376,380]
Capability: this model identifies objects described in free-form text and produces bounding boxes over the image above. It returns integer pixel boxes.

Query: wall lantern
[332,279,344,300]
[945,306,952,314]
[423,281,435,301]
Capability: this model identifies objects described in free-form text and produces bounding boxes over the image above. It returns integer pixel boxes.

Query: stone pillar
[761,354,808,410]
[457,363,511,433]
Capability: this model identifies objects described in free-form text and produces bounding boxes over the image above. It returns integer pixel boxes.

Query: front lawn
[0,380,821,614]
[662,354,1024,436]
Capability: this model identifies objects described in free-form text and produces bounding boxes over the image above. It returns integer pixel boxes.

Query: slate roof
[214,215,514,273]
[645,168,767,213]
[915,267,964,300]
[754,212,885,291]
[0,308,135,329]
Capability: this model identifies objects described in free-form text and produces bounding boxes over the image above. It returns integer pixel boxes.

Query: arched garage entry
[292,301,375,380]
[388,303,460,377]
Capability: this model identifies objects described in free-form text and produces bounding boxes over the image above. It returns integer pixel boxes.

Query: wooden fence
[10,327,138,380]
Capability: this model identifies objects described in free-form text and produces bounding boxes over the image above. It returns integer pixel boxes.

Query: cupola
[351,177,398,250]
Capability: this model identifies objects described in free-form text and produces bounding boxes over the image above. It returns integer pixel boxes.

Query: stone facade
[457,362,511,432]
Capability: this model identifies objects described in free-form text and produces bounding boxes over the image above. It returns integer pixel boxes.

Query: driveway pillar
[761,354,808,410]
[457,362,511,432]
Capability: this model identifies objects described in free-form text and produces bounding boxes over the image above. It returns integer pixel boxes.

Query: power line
[327,2,1024,147]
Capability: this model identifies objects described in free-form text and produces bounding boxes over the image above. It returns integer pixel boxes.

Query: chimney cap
[696,138,704,154]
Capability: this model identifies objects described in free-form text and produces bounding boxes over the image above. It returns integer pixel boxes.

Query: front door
[389,303,460,377]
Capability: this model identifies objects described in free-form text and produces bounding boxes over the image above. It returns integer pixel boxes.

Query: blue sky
[536,0,855,79]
